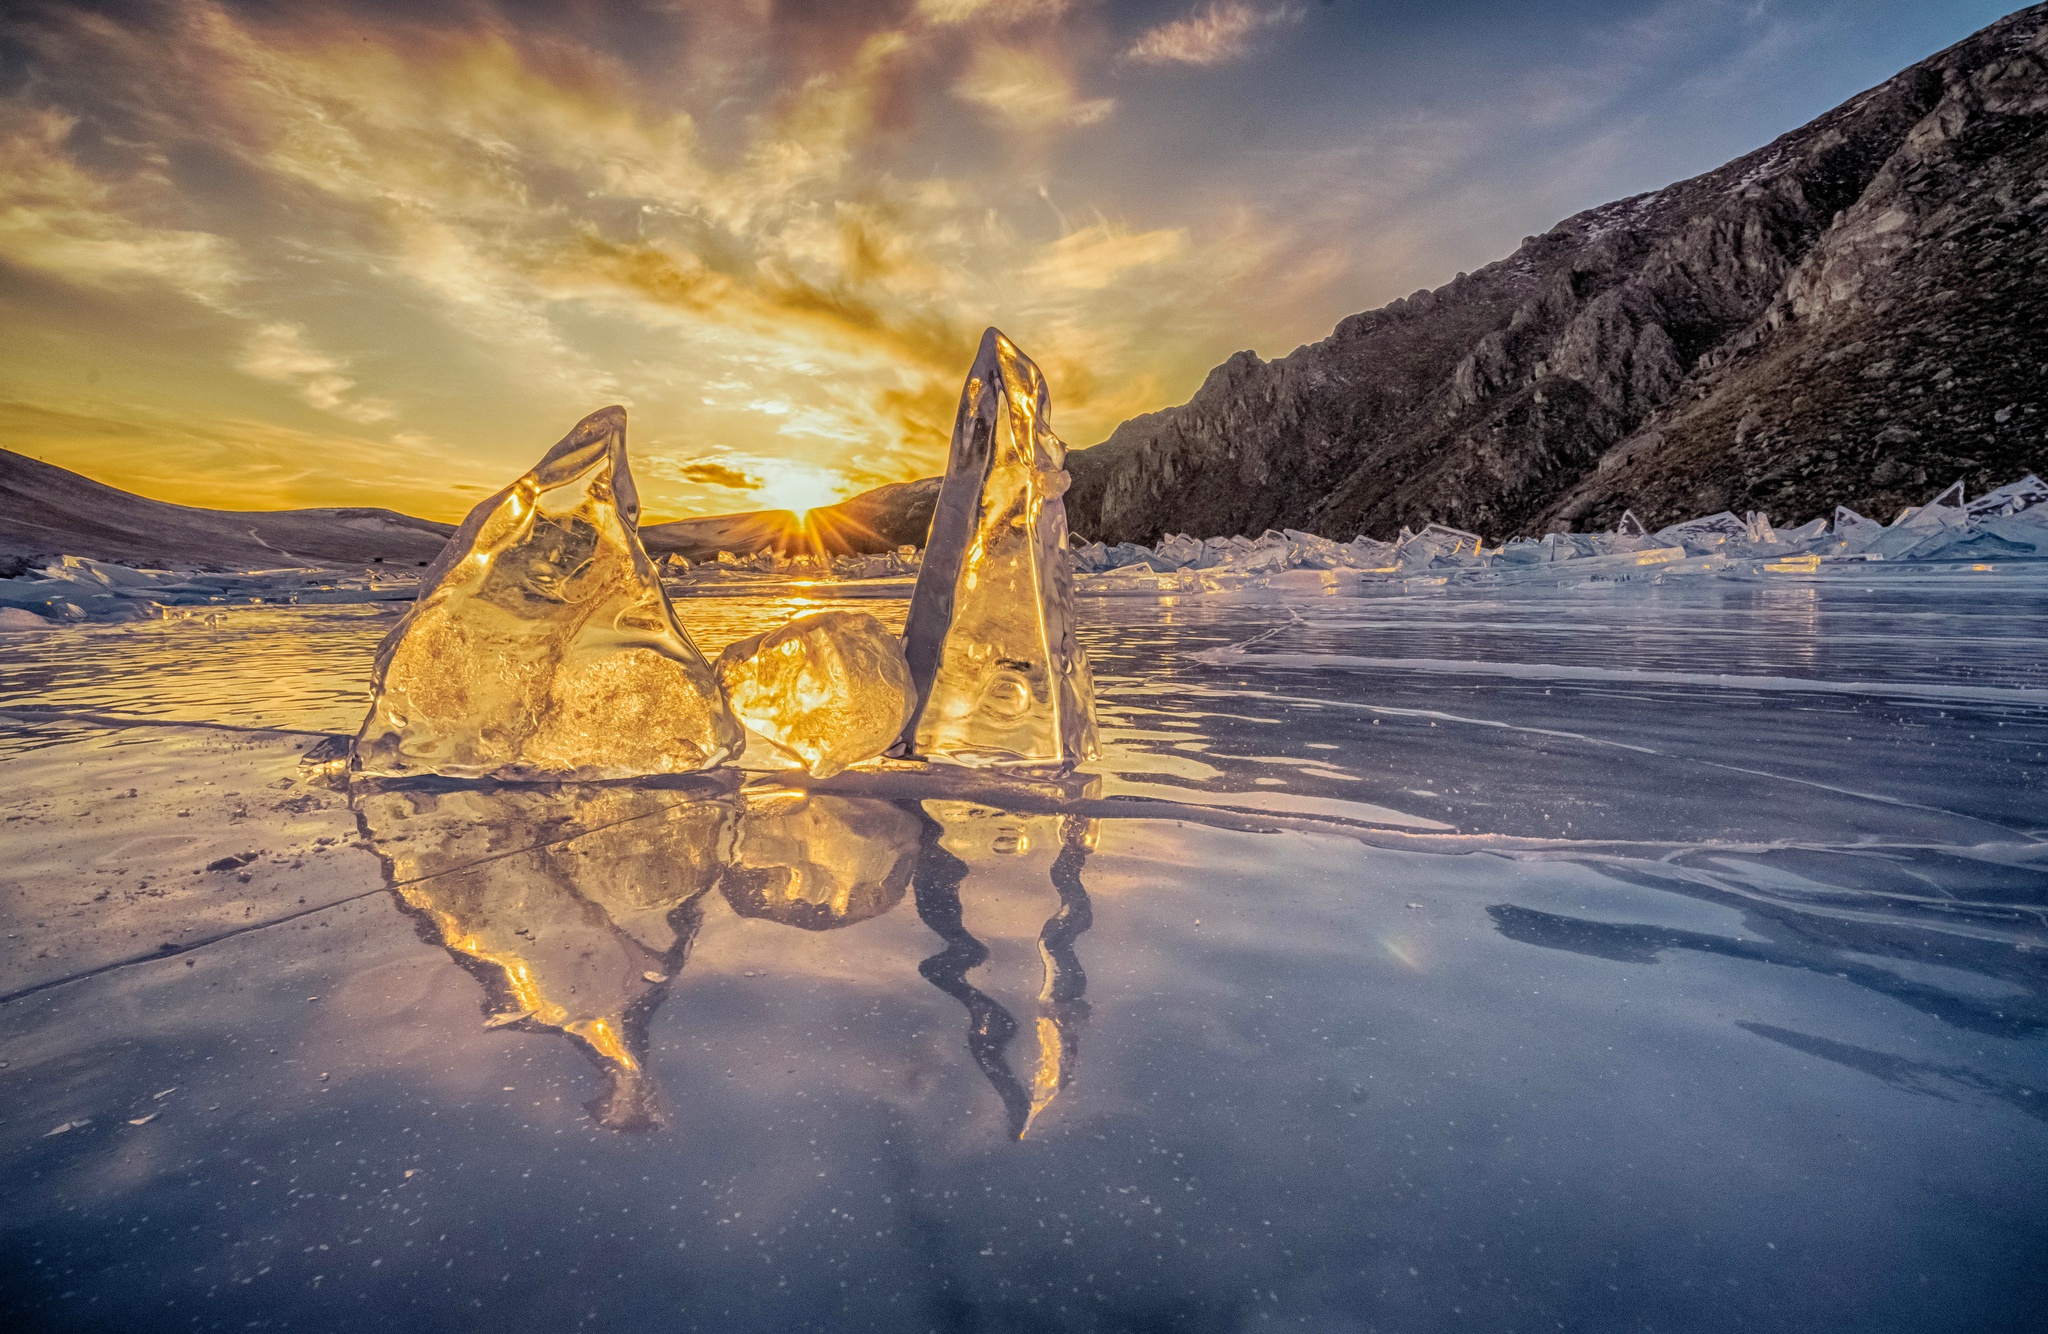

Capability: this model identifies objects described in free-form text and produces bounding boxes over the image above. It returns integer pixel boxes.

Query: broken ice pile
[895,328,1098,768]
[716,612,915,777]
[0,557,415,628]
[352,406,743,781]
[1064,474,2048,590]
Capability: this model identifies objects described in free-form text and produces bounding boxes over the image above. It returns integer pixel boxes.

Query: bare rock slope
[1063,3,2048,542]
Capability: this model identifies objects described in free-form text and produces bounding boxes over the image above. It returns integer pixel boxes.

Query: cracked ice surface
[0,563,2044,1331]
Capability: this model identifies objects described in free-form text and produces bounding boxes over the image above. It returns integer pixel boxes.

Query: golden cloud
[0,0,1341,520]
[1028,223,1188,291]
[953,46,1115,127]
[237,323,395,425]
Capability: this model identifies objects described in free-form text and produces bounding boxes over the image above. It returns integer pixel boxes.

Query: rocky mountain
[0,447,453,574]
[1062,3,2048,543]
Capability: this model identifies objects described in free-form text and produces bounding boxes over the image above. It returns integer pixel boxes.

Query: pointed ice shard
[715,611,914,778]
[353,407,742,781]
[1929,479,1966,511]
[1965,474,2047,519]
[895,329,1096,769]
[1615,510,1648,538]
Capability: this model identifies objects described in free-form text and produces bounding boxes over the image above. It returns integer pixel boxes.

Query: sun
[755,464,846,516]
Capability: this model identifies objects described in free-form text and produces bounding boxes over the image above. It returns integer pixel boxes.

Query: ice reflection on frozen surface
[1,568,2045,1333]
[353,778,737,1129]
[350,774,1096,1138]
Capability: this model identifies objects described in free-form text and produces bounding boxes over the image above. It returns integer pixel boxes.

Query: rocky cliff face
[1064,3,2048,543]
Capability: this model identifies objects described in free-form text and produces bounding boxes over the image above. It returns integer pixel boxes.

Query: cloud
[236,323,395,425]
[1028,224,1188,291]
[0,107,242,309]
[953,45,1114,127]
[675,460,759,490]
[916,0,1069,25]
[1123,2,1306,67]
[0,0,1348,519]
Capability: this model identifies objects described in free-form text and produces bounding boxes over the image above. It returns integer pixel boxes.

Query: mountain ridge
[1060,2,2048,543]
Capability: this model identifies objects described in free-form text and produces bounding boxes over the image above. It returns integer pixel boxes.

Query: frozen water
[897,328,1097,768]
[1,565,2045,1332]
[714,611,914,777]
[352,407,741,781]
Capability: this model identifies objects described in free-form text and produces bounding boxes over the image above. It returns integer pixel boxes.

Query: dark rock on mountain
[0,447,454,574]
[1062,3,2048,543]
[816,477,940,551]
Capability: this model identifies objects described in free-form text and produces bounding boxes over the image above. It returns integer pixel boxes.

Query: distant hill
[1055,3,2048,542]
[0,447,938,573]
[0,447,455,574]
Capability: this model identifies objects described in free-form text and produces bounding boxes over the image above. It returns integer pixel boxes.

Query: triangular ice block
[894,329,1096,768]
[353,406,742,780]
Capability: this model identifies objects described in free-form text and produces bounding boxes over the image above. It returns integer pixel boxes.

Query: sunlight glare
[756,464,847,517]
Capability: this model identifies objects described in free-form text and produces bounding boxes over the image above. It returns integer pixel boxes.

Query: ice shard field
[2,567,2045,1333]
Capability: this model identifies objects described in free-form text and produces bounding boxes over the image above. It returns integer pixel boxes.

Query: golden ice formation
[715,611,914,777]
[352,406,742,780]
[895,328,1097,768]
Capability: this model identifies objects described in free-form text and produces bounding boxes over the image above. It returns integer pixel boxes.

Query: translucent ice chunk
[1615,510,1649,538]
[1397,523,1484,569]
[1965,474,2047,520]
[719,792,919,930]
[1153,533,1203,568]
[1776,516,1829,545]
[1654,512,1749,556]
[897,329,1097,768]
[1869,481,1970,560]
[353,406,742,781]
[715,611,914,778]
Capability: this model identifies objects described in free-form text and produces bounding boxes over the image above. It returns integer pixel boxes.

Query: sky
[0,0,2023,523]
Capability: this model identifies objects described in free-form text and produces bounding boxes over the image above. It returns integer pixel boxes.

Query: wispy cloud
[1123,2,1307,68]
[953,45,1115,126]
[0,107,242,309]
[237,323,394,425]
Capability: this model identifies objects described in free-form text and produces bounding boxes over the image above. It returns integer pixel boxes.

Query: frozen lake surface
[3,569,2045,1332]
